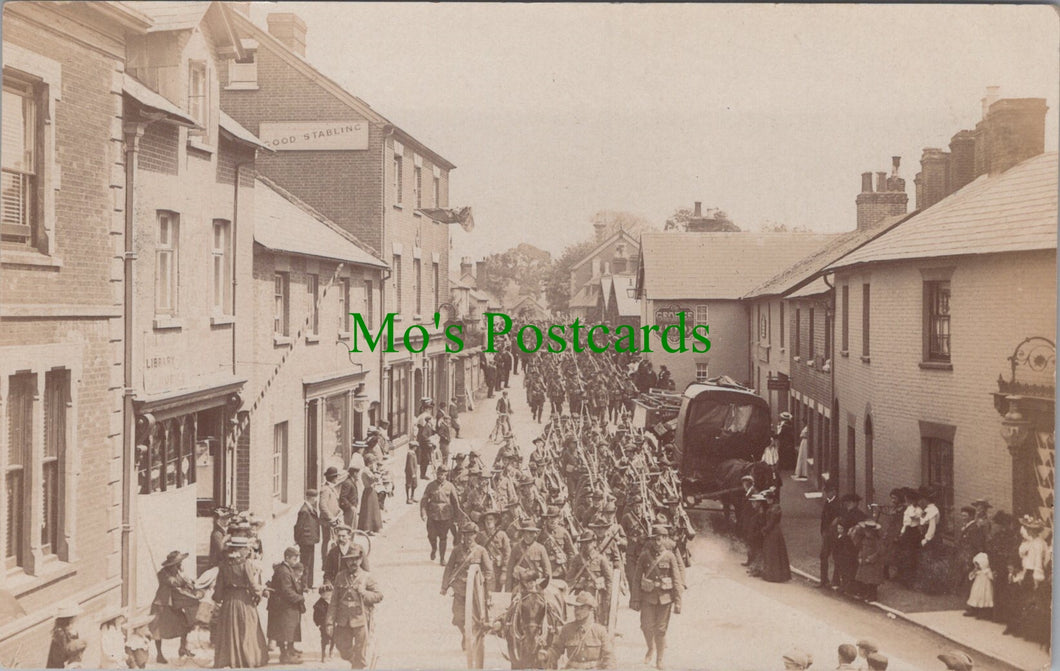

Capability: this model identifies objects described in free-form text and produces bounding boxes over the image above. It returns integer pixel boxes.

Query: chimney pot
[861,172,873,193]
[891,156,901,175]
[876,172,888,192]
[981,85,1001,119]
[693,202,702,217]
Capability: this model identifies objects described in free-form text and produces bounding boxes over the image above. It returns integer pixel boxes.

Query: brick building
[0,2,150,664]
[636,232,831,391]
[829,97,1055,524]
[121,1,271,605]
[219,8,468,445]
[569,229,639,321]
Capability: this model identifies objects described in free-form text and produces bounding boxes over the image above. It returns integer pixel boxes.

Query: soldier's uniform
[631,525,683,670]
[420,468,463,564]
[463,473,493,524]
[539,509,576,579]
[505,525,553,592]
[547,592,615,669]
[441,520,494,667]
[567,532,614,627]
[326,548,383,669]
[475,513,511,592]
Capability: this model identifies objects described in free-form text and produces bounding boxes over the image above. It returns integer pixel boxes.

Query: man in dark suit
[295,490,322,588]
[267,546,307,664]
[339,469,359,528]
[819,482,840,588]
[209,508,232,569]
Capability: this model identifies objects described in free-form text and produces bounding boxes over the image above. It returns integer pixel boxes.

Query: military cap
[603,501,617,513]
[937,651,973,671]
[587,519,610,529]
[459,520,479,535]
[573,592,597,610]
[518,521,541,533]
[304,489,319,498]
[866,652,889,670]
[575,531,596,543]
[648,524,670,537]
[435,465,449,474]
[481,509,502,521]
[856,639,878,653]
[342,544,365,560]
[541,506,562,518]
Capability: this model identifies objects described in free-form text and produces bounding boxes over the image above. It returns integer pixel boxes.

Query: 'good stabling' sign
[258,121,369,151]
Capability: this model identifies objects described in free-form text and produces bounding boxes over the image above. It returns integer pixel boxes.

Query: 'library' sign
[259,121,369,151]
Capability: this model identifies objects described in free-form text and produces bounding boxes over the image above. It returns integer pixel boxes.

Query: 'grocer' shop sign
[655,304,693,348]
[259,121,369,151]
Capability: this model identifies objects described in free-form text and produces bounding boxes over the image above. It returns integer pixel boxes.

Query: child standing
[312,584,334,662]
[965,551,995,619]
[405,442,419,503]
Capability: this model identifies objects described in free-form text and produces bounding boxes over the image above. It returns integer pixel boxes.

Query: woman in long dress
[758,489,791,583]
[914,489,949,595]
[792,423,810,480]
[148,550,201,663]
[358,454,384,534]
[212,537,268,668]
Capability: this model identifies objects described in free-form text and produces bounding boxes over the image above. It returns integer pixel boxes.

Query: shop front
[303,370,372,490]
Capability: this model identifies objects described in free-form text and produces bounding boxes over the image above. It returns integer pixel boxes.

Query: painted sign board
[258,121,369,151]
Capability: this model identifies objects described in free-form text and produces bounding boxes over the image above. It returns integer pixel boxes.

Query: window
[414,258,422,315]
[388,365,409,439]
[187,61,207,129]
[137,414,198,495]
[824,310,832,360]
[695,305,709,327]
[274,272,290,336]
[923,437,954,521]
[433,262,440,312]
[758,305,767,341]
[695,362,710,382]
[339,278,351,332]
[925,280,951,361]
[808,308,816,359]
[273,422,288,502]
[433,174,441,206]
[2,76,38,246]
[861,284,871,358]
[364,280,374,329]
[393,153,403,204]
[42,370,67,557]
[5,373,33,569]
[779,303,785,348]
[211,220,231,314]
[794,309,801,358]
[307,274,319,336]
[414,165,423,209]
[841,285,849,352]
[393,255,403,314]
[156,212,179,315]
[227,52,257,89]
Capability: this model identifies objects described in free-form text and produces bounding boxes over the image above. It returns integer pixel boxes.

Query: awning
[134,376,246,420]
[122,73,199,127]
[417,207,475,233]
[220,111,271,151]
[255,178,387,268]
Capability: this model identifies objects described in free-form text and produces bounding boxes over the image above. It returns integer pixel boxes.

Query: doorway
[864,414,875,504]
[846,425,856,496]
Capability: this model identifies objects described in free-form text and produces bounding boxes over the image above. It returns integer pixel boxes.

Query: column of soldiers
[431,341,693,670]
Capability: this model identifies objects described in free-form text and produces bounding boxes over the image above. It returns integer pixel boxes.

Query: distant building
[509,294,550,321]
[636,232,833,391]
[569,229,639,321]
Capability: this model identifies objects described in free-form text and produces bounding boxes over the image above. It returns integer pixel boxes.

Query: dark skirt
[213,592,268,668]
[760,528,791,583]
[149,604,195,640]
[914,538,950,595]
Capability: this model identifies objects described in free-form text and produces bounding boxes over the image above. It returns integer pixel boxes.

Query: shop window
[308,274,320,336]
[274,272,290,336]
[138,415,198,495]
[156,212,179,315]
[273,422,288,503]
[212,220,232,315]
[1,75,38,247]
[925,280,951,362]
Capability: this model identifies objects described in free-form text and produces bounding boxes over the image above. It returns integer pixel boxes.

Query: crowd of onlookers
[780,639,978,671]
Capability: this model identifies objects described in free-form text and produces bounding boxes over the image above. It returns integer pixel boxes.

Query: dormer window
[227,53,257,89]
[187,61,207,127]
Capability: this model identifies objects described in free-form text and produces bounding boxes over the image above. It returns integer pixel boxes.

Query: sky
[247,3,1059,261]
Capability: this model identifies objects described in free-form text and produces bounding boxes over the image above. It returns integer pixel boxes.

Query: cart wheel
[464,563,488,669]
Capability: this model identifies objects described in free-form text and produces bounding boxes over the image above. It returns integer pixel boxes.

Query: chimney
[460,256,473,278]
[974,97,1048,177]
[918,148,951,210]
[947,130,976,193]
[267,12,307,58]
[693,201,702,217]
[856,160,908,230]
[593,219,607,243]
[475,260,486,283]
[981,85,1001,120]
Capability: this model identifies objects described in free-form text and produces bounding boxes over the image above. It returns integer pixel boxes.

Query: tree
[545,239,596,315]
[477,244,552,307]
[758,221,813,233]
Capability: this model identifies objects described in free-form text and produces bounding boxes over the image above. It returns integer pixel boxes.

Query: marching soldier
[476,510,511,592]
[547,592,615,670]
[517,474,546,519]
[630,524,683,670]
[420,465,463,565]
[441,520,494,667]
[540,506,576,579]
[325,544,383,669]
[462,464,493,523]
[506,521,552,592]
[567,531,614,628]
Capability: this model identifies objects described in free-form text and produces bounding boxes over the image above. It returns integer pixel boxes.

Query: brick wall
[833,250,1056,517]
[643,299,747,391]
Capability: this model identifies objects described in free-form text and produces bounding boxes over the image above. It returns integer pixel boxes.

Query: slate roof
[831,152,1058,270]
[639,232,835,300]
[254,177,385,267]
[745,214,909,299]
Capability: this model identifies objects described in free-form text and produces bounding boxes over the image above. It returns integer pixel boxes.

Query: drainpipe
[380,125,395,430]
[231,160,251,376]
[823,273,836,491]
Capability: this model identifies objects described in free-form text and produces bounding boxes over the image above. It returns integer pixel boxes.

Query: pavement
[153,368,1049,670]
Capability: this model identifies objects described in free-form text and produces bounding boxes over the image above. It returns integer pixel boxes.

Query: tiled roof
[832,152,1058,270]
[610,275,640,317]
[572,229,639,271]
[569,284,598,309]
[787,277,830,299]
[254,177,386,268]
[639,232,835,300]
[745,215,908,299]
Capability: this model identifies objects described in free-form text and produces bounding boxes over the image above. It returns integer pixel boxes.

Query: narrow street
[229,367,1020,671]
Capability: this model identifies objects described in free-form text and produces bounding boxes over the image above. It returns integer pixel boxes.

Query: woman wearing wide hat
[149,549,202,663]
[1007,515,1051,644]
[46,602,87,669]
[212,536,268,668]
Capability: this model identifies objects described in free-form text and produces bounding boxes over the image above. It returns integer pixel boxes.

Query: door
[864,415,874,504]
